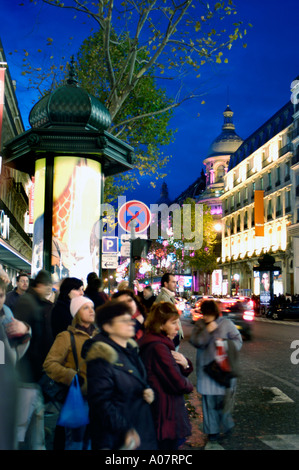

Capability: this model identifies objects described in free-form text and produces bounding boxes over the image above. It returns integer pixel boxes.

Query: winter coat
[138,332,193,442]
[50,298,73,339]
[43,324,98,395]
[190,317,242,396]
[82,333,157,450]
[13,287,54,382]
[0,305,31,365]
[5,288,22,313]
[155,288,176,304]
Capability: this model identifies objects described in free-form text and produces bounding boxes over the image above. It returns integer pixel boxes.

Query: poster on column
[52,157,101,281]
[32,159,46,277]
[260,270,271,305]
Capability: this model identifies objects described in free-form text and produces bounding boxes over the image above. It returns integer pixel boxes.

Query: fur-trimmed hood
[82,333,139,365]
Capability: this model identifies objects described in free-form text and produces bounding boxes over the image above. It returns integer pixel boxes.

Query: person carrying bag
[190,300,242,444]
[43,296,98,450]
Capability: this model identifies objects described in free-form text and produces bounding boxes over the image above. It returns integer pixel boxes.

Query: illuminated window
[268,172,272,189]
[267,199,273,220]
[285,161,290,181]
[244,211,248,229]
[276,196,281,217]
[276,166,281,186]
[285,191,291,212]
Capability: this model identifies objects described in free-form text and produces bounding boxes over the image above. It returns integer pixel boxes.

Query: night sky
[1,0,299,206]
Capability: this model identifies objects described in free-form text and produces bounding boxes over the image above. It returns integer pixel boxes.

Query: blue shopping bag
[57,375,89,429]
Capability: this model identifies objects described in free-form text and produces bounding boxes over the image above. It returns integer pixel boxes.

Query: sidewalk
[179,390,206,450]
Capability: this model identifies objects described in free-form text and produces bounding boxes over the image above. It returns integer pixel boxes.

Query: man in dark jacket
[5,273,29,313]
[14,270,53,383]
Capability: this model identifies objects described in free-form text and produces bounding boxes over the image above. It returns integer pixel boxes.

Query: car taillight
[243,311,254,321]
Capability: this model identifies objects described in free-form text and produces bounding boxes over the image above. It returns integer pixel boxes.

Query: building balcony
[278,143,293,158]
[291,127,299,140]
[292,152,299,166]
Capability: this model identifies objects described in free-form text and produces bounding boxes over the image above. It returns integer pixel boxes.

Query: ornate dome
[207,105,243,157]
[29,58,111,131]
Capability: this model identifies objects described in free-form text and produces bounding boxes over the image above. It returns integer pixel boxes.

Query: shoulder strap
[69,331,79,372]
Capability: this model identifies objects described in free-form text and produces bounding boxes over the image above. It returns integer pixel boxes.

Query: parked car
[191,297,254,340]
[266,302,299,320]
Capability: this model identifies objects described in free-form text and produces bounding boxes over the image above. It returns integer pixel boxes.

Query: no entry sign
[118,200,151,233]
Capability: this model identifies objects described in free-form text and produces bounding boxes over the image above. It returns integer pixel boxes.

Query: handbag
[204,360,235,388]
[57,375,89,428]
[39,331,78,404]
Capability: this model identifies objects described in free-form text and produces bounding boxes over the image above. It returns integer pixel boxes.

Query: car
[191,297,254,340]
[191,296,214,322]
[266,302,299,320]
[220,298,254,340]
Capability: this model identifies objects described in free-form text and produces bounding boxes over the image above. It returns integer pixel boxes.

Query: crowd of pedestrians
[0,268,242,451]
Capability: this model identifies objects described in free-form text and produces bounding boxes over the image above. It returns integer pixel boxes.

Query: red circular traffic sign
[118,200,151,233]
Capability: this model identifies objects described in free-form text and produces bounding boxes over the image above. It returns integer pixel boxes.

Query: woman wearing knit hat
[81,300,157,450]
[43,296,98,450]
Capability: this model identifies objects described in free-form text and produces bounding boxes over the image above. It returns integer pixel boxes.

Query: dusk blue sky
[1,0,299,206]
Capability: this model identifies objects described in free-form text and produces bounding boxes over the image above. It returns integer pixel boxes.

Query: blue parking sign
[102,236,118,253]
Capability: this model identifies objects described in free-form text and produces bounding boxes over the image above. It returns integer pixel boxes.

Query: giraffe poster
[31,156,102,281]
[52,156,101,280]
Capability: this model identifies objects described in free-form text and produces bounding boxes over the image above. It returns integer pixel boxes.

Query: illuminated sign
[52,157,101,280]
[254,190,264,237]
[0,210,9,239]
[260,270,271,305]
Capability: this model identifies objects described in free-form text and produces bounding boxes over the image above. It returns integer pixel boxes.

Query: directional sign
[102,254,118,269]
[118,200,151,233]
[102,236,118,253]
[120,233,148,257]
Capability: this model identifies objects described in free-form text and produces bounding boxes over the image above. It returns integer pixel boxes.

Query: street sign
[120,234,131,257]
[118,200,151,233]
[120,233,148,257]
[102,254,118,269]
[102,236,118,253]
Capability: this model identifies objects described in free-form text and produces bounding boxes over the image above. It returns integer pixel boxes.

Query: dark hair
[58,277,84,301]
[95,300,130,329]
[17,273,29,282]
[161,272,175,288]
[33,270,52,287]
[112,289,145,316]
[88,277,102,290]
[200,300,220,319]
[144,285,153,292]
[145,301,179,334]
[87,272,98,284]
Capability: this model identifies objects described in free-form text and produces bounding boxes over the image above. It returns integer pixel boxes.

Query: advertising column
[32,156,102,281]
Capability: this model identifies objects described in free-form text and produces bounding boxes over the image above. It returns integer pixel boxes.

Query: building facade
[220,97,296,296]
[0,38,32,280]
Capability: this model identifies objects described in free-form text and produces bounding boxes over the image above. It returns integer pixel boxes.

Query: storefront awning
[0,239,31,272]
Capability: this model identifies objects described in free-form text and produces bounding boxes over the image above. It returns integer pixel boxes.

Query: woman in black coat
[82,301,157,450]
[51,277,84,339]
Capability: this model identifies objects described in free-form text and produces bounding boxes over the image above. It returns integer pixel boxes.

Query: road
[180,315,299,450]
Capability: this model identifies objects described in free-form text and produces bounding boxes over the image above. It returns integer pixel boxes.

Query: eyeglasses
[113,319,136,325]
